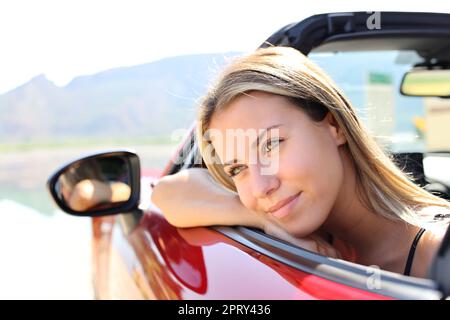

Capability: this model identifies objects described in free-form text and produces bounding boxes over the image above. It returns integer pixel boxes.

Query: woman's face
[209,91,347,237]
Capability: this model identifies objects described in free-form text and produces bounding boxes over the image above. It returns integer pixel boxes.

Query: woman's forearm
[68,180,130,211]
[110,182,131,202]
[69,179,112,211]
[150,168,342,258]
[150,168,264,229]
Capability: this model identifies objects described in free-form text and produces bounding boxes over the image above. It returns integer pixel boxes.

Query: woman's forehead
[209,92,298,132]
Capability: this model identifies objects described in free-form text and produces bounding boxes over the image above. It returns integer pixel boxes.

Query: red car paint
[111,210,391,300]
[90,160,393,300]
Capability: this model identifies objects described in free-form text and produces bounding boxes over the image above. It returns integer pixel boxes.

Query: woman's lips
[268,192,301,219]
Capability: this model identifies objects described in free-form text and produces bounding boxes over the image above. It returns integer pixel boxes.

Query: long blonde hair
[197,47,450,227]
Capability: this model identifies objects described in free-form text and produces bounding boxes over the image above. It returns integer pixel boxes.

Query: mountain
[0,52,241,143]
[0,50,424,145]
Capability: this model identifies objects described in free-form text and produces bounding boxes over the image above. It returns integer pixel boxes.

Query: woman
[151,47,450,278]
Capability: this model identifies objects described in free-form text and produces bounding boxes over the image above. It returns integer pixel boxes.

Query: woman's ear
[324,112,347,146]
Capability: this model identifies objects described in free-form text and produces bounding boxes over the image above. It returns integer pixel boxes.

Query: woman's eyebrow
[223,159,241,167]
[222,123,283,167]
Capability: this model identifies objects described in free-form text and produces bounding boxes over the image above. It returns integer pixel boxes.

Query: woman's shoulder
[409,206,449,278]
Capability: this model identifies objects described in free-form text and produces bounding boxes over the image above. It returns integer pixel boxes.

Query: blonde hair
[197,46,450,227]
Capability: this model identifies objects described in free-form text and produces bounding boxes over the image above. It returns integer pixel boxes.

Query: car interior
[309,35,450,199]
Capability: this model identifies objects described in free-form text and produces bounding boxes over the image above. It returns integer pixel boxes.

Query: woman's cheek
[279,143,313,182]
[307,146,345,221]
[235,183,258,212]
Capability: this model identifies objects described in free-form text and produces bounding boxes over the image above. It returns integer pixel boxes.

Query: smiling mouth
[267,192,302,219]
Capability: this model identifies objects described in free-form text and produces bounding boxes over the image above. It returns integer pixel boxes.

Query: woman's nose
[248,164,279,199]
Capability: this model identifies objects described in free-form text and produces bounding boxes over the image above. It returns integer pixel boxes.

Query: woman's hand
[262,220,342,259]
[151,168,264,229]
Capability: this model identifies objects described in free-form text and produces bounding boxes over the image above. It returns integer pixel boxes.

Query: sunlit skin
[210,92,346,237]
[64,179,131,212]
[209,91,443,277]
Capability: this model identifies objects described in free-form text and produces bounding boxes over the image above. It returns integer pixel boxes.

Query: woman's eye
[227,166,244,178]
[262,138,283,155]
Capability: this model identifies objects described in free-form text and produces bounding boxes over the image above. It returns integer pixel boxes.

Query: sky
[0,0,449,94]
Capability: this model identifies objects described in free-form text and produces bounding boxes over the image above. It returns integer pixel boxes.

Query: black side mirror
[47,150,140,217]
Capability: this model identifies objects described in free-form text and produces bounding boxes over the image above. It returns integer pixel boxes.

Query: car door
[103,11,450,300]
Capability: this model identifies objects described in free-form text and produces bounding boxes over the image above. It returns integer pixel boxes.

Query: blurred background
[1,0,449,299]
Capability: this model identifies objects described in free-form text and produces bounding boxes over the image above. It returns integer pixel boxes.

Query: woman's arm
[68,179,130,211]
[151,168,342,258]
[150,168,264,229]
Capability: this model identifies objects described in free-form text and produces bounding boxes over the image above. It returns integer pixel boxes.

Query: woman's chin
[282,209,329,239]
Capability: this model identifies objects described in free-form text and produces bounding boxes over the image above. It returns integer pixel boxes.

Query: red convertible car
[48,12,450,300]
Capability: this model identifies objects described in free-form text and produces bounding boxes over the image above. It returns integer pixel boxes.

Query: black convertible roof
[261,12,450,64]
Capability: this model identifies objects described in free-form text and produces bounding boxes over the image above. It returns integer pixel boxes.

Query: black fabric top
[403,228,426,276]
[403,213,450,276]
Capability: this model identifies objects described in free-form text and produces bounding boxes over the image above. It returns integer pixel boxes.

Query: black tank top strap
[403,228,426,276]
